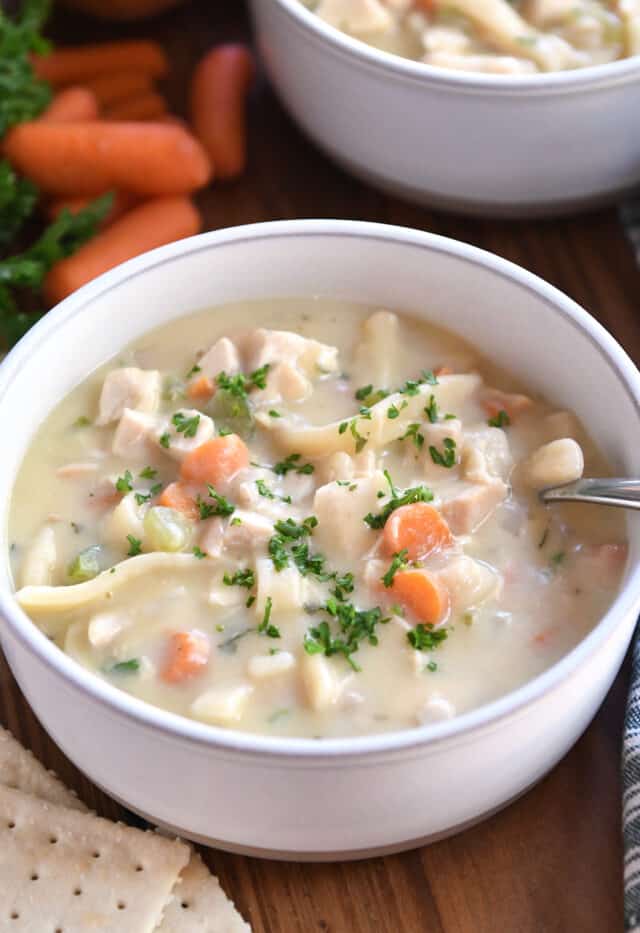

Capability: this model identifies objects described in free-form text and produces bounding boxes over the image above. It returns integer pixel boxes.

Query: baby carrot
[189,44,255,180]
[180,435,249,488]
[32,41,169,86]
[391,569,449,625]
[4,122,212,196]
[47,191,139,227]
[158,482,199,521]
[40,87,100,122]
[162,630,210,683]
[187,375,215,401]
[383,502,453,561]
[44,196,202,304]
[104,91,168,122]
[482,389,533,422]
[83,70,154,107]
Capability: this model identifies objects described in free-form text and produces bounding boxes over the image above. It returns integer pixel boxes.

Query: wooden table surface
[2,2,640,930]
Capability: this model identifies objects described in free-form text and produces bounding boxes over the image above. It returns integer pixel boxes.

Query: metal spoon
[540,478,640,510]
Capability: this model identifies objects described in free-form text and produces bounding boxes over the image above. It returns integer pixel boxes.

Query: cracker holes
[117,901,126,911]
[181,901,190,910]
[7,820,16,829]
[10,912,19,920]
[49,835,58,845]
[135,864,144,872]
[31,873,39,881]
[92,851,101,859]
[73,888,82,897]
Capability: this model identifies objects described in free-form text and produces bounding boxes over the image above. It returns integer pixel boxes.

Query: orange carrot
[40,87,100,122]
[44,197,202,304]
[187,375,215,401]
[434,366,453,377]
[162,631,210,683]
[189,44,255,180]
[414,0,436,12]
[180,435,249,488]
[104,91,167,122]
[391,569,449,625]
[383,503,453,561]
[4,121,212,196]
[32,41,169,86]
[47,190,139,227]
[83,70,154,107]
[482,389,533,422]
[158,482,200,520]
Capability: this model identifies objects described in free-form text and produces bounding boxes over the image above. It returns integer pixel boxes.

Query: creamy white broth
[9,300,626,738]
[303,1,639,74]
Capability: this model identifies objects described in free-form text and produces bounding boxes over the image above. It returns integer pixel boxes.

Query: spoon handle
[540,478,640,510]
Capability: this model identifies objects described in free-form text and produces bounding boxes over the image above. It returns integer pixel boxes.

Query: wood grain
[1,2,639,930]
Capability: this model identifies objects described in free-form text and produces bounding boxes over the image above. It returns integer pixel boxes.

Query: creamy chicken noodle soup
[303,0,640,74]
[10,301,626,738]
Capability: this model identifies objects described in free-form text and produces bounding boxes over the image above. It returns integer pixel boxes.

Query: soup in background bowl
[10,300,627,738]
[0,220,638,857]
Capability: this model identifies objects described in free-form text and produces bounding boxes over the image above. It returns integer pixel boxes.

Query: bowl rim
[2,218,640,761]
[265,0,640,92]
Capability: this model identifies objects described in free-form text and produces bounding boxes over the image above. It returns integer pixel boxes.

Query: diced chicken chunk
[301,653,338,712]
[438,556,502,612]
[522,438,584,490]
[251,362,312,405]
[158,409,215,461]
[254,559,308,613]
[314,0,393,33]
[101,492,145,552]
[198,518,225,558]
[112,408,161,462]
[194,337,241,380]
[242,329,339,378]
[247,651,296,680]
[191,684,254,725]
[223,510,276,554]
[441,480,508,535]
[97,367,161,426]
[462,426,513,484]
[88,611,129,648]
[313,471,387,562]
[20,525,57,587]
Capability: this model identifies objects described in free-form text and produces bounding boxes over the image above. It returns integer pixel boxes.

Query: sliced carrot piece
[187,374,215,401]
[383,502,453,561]
[180,434,249,488]
[162,630,210,683]
[158,481,199,520]
[434,365,453,377]
[391,569,449,625]
[32,41,169,86]
[83,70,154,107]
[40,87,100,122]
[104,90,167,122]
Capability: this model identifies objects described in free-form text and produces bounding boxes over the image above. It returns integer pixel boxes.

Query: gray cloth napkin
[621,199,639,932]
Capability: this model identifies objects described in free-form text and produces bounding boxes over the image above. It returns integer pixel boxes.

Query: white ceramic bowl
[250,0,640,217]
[1,220,640,859]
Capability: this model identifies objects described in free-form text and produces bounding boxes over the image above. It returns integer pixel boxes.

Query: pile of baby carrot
[3,39,255,306]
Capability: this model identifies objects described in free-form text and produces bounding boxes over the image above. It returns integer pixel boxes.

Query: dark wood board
[2,1,640,929]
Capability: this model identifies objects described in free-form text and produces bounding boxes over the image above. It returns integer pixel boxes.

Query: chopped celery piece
[208,388,254,438]
[144,506,190,552]
[67,545,102,583]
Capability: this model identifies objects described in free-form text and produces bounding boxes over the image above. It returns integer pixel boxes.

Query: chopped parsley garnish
[186,364,201,379]
[115,469,133,494]
[355,384,389,406]
[107,658,140,675]
[192,546,207,559]
[425,394,439,424]
[426,661,438,673]
[73,415,91,428]
[268,517,318,572]
[399,423,424,450]
[407,624,448,651]
[258,596,280,638]
[126,535,142,557]
[223,568,255,589]
[218,628,254,654]
[382,549,409,588]
[364,471,433,529]
[216,363,271,399]
[272,453,314,476]
[269,409,281,418]
[387,400,408,420]
[256,478,275,499]
[196,485,235,520]
[429,437,457,468]
[246,594,256,608]
[251,364,270,389]
[139,466,158,480]
[230,516,242,526]
[159,432,171,449]
[304,601,389,672]
[399,370,438,396]
[332,572,355,601]
[338,417,367,453]
[488,409,510,428]
[551,551,566,568]
[172,411,200,438]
